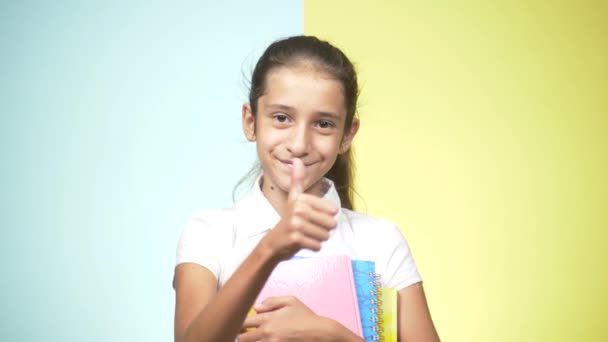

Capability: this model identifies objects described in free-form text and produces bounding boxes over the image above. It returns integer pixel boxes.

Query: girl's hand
[238,296,335,342]
[261,158,338,261]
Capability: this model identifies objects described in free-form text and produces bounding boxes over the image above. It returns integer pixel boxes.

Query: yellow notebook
[380,287,398,342]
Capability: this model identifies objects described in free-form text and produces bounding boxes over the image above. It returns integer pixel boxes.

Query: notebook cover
[255,255,363,337]
[351,260,380,342]
[381,287,398,342]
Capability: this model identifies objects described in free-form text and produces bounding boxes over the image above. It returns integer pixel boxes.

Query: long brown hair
[238,35,359,210]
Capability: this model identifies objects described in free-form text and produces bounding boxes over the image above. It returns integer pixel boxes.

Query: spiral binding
[368,272,384,342]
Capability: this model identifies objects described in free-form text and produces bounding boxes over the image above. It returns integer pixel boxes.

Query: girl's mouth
[280,159,315,168]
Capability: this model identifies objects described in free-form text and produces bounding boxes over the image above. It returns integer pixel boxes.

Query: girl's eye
[317,120,334,129]
[274,114,289,123]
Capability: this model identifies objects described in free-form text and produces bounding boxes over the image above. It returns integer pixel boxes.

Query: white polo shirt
[176,177,422,290]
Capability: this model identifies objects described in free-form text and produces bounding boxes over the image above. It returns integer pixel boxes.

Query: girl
[174,36,440,342]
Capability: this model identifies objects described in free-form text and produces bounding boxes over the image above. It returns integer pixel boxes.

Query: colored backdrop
[305,1,607,341]
[0,1,302,341]
[2,1,606,341]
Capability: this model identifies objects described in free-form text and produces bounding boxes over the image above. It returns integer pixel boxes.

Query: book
[351,260,381,342]
[255,255,363,337]
[380,287,398,342]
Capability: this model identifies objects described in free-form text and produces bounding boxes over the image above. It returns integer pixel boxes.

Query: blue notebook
[351,260,381,342]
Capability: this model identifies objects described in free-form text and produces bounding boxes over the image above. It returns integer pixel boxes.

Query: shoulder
[339,208,405,239]
[336,208,412,259]
[176,205,240,271]
[180,206,239,246]
[338,208,422,289]
[188,206,238,227]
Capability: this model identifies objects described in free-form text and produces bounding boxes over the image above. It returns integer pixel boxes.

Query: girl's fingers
[237,328,262,342]
[297,220,331,242]
[304,209,337,230]
[256,296,294,312]
[290,198,336,231]
[303,194,339,215]
[242,312,267,329]
[292,233,323,251]
[297,193,338,215]
[276,188,339,256]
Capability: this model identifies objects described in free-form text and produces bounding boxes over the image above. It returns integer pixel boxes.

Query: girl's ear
[340,118,360,154]
[242,103,256,142]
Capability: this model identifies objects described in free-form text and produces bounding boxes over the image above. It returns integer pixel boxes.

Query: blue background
[0,1,302,340]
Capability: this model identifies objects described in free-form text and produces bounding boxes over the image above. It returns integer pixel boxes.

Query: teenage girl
[174,35,440,342]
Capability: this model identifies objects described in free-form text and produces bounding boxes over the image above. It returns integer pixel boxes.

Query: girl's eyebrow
[317,111,341,121]
[266,104,341,121]
[265,103,295,112]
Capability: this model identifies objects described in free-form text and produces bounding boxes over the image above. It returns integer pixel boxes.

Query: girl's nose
[286,125,310,157]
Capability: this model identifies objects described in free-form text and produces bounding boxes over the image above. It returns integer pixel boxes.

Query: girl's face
[243,65,358,198]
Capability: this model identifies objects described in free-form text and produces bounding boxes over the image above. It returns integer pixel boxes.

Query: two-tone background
[1,1,606,341]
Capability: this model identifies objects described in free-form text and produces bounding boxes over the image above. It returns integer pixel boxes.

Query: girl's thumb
[289,158,305,197]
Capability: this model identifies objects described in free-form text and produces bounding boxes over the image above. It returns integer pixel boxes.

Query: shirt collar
[233,175,342,238]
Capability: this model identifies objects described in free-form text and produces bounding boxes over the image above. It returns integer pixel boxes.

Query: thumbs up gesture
[261,158,339,261]
[288,158,306,202]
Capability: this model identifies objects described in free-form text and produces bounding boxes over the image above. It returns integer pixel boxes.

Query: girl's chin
[261,174,291,192]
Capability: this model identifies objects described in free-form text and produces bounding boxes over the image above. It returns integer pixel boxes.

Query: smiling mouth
[279,159,315,167]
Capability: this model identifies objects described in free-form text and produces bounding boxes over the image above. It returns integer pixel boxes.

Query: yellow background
[305,1,607,341]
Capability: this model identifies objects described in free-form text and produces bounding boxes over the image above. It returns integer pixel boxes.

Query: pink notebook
[255,255,363,337]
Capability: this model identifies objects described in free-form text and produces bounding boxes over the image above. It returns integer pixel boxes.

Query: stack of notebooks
[252,255,398,342]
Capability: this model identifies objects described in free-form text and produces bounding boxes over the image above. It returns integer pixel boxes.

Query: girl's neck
[260,177,289,216]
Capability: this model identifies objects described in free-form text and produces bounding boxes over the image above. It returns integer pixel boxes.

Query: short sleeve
[378,221,422,290]
[176,213,228,278]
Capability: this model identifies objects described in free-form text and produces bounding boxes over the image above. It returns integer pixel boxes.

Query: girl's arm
[175,159,339,342]
[397,283,440,342]
[174,241,280,342]
[238,296,364,342]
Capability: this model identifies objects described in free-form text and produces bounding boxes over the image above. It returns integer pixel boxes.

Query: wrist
[257,228,295,263]
[253,235,283,267]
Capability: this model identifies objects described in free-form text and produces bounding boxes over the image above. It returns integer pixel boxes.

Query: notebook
[255,255,363,337]
[351,260,381,342]
[380,287,398,342]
